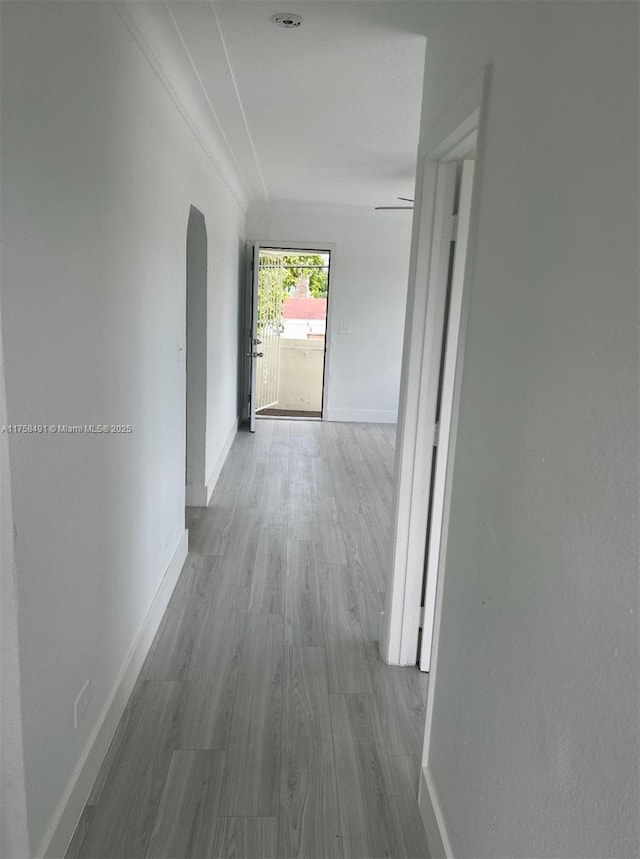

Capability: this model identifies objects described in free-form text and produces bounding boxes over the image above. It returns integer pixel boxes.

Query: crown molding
[110,1,251,214]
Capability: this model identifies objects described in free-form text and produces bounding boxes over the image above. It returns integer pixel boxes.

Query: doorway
[254,248,331,419]
[418,158,475,670]
[382,69,489,671]
[385,155,477,670]
[185,206,208,507]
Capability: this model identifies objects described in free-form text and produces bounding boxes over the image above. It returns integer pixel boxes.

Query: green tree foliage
[257,253,329,335]
[281,254,329,298]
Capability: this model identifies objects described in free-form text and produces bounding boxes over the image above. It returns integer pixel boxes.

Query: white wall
[0,11,31,855]
[247,204,412,423]
[0,3,245,853]
[415,3,639,857]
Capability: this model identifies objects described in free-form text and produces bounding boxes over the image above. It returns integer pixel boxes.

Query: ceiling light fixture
[271,13,303,29]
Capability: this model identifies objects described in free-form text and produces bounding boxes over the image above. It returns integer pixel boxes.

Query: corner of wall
[418,767,453,859]
[188,415,238,509]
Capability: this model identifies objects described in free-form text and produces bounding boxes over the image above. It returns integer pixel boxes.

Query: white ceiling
[120,2,428,209]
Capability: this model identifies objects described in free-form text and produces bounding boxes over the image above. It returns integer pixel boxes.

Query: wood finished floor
[68,420,429,859]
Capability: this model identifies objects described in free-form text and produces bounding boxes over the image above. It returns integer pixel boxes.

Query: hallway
[67,420,429,859]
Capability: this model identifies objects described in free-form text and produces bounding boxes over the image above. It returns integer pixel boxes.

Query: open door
[254,251,284,415]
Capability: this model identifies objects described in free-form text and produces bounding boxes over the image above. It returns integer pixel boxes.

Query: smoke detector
[271,13,303,29]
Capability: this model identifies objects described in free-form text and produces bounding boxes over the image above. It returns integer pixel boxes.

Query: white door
[419,159,475,671]
[254,251,283,414]
[247,245,287,430]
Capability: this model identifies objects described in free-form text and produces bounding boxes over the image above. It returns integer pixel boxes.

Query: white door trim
[420,158,475,671]
[383,159,457,666]
[382,67,491,669]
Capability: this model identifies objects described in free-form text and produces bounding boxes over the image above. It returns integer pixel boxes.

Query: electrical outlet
[339,323,352,335]
[74,679,91,730]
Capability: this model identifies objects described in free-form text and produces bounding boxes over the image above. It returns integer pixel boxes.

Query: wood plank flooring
[68,420,429,859]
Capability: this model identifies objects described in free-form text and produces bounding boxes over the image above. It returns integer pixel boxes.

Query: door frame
[244,240,336,423]
[419,158,475,672]
[382,67,491,667]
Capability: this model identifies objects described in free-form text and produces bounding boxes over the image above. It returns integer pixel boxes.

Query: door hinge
[419,605,426,629]
[433,421,440,447]
[449,214,458,241]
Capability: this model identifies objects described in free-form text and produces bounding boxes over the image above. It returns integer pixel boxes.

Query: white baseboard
[40,530,189,859]
[418,766,453,859]
[186,418,237,508]
[325,408,397,424]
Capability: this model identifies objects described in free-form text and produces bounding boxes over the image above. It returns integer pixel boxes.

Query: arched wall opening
[185,205,208,505]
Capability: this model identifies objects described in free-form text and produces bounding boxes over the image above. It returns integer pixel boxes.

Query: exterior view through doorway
[255,248,331,419]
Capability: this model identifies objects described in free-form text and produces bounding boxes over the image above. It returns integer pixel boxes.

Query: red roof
[282,297,327,320]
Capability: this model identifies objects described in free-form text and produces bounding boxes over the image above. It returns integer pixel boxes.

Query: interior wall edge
[0,283,31,859]
[418,766,453,859]
[188,413,238,508]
